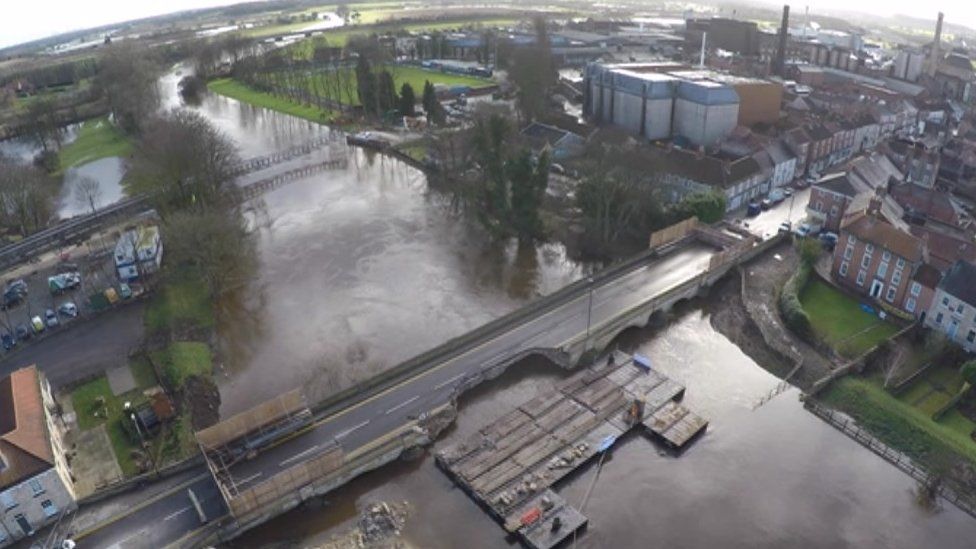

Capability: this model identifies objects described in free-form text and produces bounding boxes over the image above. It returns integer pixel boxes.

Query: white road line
[335,419,370,439]
[279,444,321,467]
[434,373,465,391]
[384,395,419,415]
[237,472,263,485]
[164,506,191,521]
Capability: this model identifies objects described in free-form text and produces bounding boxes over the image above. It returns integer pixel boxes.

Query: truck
[48,272,81,295]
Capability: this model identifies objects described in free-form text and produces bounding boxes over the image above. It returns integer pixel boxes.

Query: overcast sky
[1,0,973,50]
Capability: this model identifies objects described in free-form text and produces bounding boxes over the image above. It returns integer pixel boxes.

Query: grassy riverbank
[208,78,336,124]
[58,116,132,171]
[799,278,900,358]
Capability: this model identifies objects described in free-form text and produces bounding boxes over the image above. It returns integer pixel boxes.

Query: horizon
[0,0,973,50]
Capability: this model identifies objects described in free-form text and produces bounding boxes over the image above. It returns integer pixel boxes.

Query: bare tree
[0,157,57,235]
[95,44,161,134]
[74,176,103,215]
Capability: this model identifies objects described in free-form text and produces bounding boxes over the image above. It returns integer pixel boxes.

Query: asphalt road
[0,301,146,388]
[74,243,715,548]
[77,473,224,549]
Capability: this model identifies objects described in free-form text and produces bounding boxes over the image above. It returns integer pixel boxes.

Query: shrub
[779,263,812,339]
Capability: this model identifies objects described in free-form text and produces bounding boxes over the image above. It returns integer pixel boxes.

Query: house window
[886,286,897,302]
[857,269,867,286]
[40,499,57,518]
[943,297,951,308]
[936,312,944,324]
[877,262,888,279]
[865,243,874,254]
[28,479,43,496]
[882,250,891,261]
[830,205,838,217]
[839,261,849,276]
[896,258,906,269]
[861,253,872,269]
[1,492,15,509]
[849,234,857,245]
[906,297,917,313]
[844,245,854,260]
[968,330,976,344]
[910,282,921,297]
[892,269,902,286]
[958,303,966,315]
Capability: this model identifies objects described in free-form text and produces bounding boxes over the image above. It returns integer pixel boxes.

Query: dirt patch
[314,500,414,549]
[184,374,221,430]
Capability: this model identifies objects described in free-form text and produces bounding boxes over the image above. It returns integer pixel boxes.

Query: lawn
[897,363,966,417]
[145,267,215,334]
[821,375,976,465]
[70,376,145,476]
[799,278,900,358]
[208,78,336,124]
[57,116,132,172]
[299,65,492,106]
[151,341,213,390]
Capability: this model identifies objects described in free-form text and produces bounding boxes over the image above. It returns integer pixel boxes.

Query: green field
[208,78,336,123]
[145,267,216,335]
[58,116,132,171]
[151,341,213,390]
[300,65,491,106]
[897,363,966,416]
[822,375,976,465]
[799,279,900,358]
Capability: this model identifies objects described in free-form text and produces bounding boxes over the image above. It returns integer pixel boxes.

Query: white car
[794,222,815,237]
[58,301,79,318]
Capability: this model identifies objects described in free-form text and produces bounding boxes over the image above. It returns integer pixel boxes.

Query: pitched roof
[913,263,943,289]
[0,366,54,490]
[659,147,761,188]
[938,261,976,306]
[891,184,962,227]
[815,173,859,197]
[909,224,976,272]
[843,213,925,263]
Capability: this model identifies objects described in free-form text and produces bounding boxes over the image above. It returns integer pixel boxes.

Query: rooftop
[0,366,54,490]
[815,173,859,197]
[843,213,925,263]
[938,260,976,306]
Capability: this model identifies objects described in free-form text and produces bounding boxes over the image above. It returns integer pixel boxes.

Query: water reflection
[57,156,126,218]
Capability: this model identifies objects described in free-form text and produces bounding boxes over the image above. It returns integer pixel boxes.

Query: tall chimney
[700,31,707,67]
[929,12,944,76]
[774,5,790,77]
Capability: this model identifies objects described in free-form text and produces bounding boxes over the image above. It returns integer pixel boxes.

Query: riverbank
[57,116,132,172]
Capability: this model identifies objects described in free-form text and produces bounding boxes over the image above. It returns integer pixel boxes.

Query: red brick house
[808,173,858,232]
[832,210,927,315]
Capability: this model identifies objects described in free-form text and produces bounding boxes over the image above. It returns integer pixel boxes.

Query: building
[925,260,976,350]
[672,80,739,146]
[832,209,927,313]
[684,18,760,56]
[655,146,765,210]
[893,48,926,82]
[114,225,163,282]
[808,173,859,233]
[585,65,678,140]
[520,122,586,160]
[1,366,76,546]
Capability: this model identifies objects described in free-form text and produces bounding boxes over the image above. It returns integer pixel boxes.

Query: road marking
[434,373,465,391]
[384,395,419,415]
[164,506,192,521]
[335,419,370,439]
[279,444,321,467]
[237,472,263,485]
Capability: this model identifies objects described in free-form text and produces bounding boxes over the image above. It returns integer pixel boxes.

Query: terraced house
[925,260,976,352]
[0,366,76,547]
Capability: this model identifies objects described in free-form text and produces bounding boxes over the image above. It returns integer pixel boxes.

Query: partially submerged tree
[74,176,103,215]
[25,96,64,154]
[161,208,257,296]
[96,44,161,134]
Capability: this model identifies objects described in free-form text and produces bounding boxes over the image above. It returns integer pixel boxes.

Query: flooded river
[151,69,976,546]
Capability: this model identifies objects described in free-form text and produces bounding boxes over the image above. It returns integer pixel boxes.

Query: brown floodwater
[154,68,976,547]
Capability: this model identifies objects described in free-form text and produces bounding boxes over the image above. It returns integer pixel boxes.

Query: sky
[1,0,975,50]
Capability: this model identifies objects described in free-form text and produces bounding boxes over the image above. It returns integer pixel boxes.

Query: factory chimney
[699,31,707,67]
[774,5,790,76]
[929,12,944,76]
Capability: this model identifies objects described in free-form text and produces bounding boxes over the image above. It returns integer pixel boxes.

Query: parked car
[768,188,786,204]
[44,309,59,328]
[794,222,818,238]
[746,201,762,216]
[15,323,31,341]
[119,283,133,300]
[6,279,27,295]
[761,198,773,210]
[56,262,79,274]
[49,272,81,294]
[1,332,15,350]
[59,301,79,318]
[2,288,24,309]
[778,221,793,234]
[31,315,45,334]
[820,232,839,250]
[783,188,794,198]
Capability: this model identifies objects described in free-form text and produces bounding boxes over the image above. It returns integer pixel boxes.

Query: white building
[1,366,76,547]
[925,261,976,352]
[672,80,739,147]
[114,225,163,282]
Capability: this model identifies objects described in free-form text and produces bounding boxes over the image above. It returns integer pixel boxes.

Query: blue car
[1,332,14,350]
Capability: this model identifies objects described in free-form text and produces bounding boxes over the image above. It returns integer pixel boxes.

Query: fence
[805,399,976,518]
[648,216,698,250]
[237,157,350,202]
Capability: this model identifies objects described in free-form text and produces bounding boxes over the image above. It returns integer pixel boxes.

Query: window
[886,286,897,302]
[968,330,976,344]
[1,492,15,509]
[892,269,902,286]
[844,245,854,260]
[896,257,906,269]
[936,312,944,324]
[28,479,43,496]
[882,250,891,261]
[906,297,917,313]
[943,297,951,308]
[877,262,888,279]
[910,282,921,297]
[849,234,857,245]
[839,261,849,276]
[40,499,57,518]
[861,253,872,269]
[857,269,867,286]
[830,205,838,217]
[815,200,824,212]
[865,243,874,254]
[957,303,966,315]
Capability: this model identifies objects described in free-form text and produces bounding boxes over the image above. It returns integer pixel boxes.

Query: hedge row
[779,263,812,339]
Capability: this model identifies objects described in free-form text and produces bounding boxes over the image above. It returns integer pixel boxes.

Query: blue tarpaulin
[860,304,875,315]
[633,354,653,371]
[598,435,616,453]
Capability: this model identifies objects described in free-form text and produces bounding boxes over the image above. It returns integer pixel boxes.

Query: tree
[355,56,377,115]
[161,208,257,297]
[74,176,103,215]
[336,3,350,22]
[509,149,550,239]
[399,82,416,117]
[961,360,976,388]
[422,80,445,125]
[376,70,398,114]
[674,191,726,224]
[507,16,556,121]
[25,96,64,153]
[796,235,822,266]
[0,157,56,235]
[95,44,161,134]
[127,109,241,214]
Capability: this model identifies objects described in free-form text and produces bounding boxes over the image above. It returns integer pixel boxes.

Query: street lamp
[584,277,595,350]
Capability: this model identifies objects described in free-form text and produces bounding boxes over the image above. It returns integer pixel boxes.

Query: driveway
[0,301,146,389]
